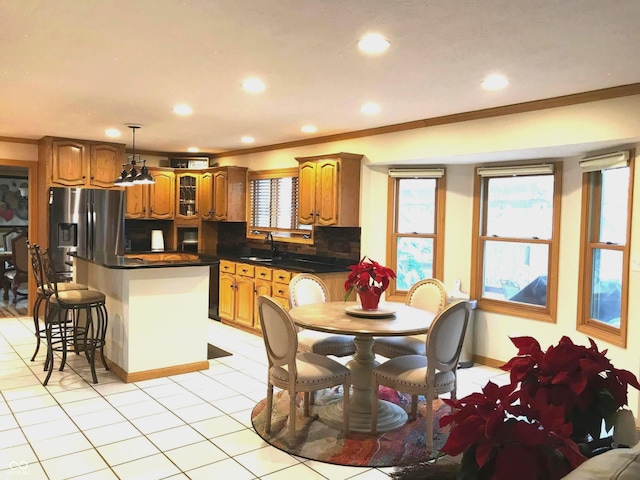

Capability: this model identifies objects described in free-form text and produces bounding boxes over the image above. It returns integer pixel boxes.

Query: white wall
[223,95,640,423]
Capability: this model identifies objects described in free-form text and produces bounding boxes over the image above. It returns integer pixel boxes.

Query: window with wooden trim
[386,169,445,301]
[470,162,562,322]
[247,168,312,241]
[577,151,633,347]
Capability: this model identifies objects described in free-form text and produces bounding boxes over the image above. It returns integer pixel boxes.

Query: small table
[288,301,436,432]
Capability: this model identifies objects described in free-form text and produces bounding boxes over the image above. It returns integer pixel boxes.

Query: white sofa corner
[562,441,640,479]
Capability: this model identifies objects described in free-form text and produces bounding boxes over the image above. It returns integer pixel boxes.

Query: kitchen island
[73,251,219,383]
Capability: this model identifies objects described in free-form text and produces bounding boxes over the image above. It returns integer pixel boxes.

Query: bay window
[471,163,562,321]
[577,151,633,347]
[386,168,445,301]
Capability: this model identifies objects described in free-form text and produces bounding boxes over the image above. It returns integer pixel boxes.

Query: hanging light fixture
[114,124,155,186]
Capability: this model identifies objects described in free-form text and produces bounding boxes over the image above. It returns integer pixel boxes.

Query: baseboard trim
[106,358,209,383]
[472,354,505,369]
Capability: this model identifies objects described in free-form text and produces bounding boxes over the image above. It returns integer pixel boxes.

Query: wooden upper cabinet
[295,152,363,227]
[89,144,125,188]
[40,136,124,188]
[199,171,214,220]
[203,166,247,222]
[124,183,146,219]
[124,167,174,219]
[175,171,199,221]
[148,169,175,219]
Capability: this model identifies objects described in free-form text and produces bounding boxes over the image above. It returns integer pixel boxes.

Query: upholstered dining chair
[289,273,356,357]
[373,278,448,359]
[4,230,29,302]
[257,295,351,443]
[371,299,472,453]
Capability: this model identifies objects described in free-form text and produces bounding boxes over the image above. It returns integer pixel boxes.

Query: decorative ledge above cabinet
[295,152,363,227]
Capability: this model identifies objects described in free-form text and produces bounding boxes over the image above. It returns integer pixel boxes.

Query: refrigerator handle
[87,201,94,257]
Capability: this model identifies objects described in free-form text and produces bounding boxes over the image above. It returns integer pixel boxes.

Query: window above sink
[246,167,313,245]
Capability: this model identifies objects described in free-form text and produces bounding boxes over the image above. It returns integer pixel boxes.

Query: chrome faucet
[264,232,278,257]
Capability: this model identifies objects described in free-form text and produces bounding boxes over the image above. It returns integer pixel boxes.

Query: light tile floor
[0,315,508,480]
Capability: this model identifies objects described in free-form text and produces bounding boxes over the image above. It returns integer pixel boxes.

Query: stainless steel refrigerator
[48,187,125,278]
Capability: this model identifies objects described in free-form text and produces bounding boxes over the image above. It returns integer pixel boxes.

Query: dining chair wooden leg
[426,387,435,453]
[303,392,310,416]
[342,380,350,437]
[410,394,418,421]
[265,384,274,434]
[371,379,379,435]
[289,390,296,443]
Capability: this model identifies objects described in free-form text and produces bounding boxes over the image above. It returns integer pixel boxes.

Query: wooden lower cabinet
[220,261,349,335]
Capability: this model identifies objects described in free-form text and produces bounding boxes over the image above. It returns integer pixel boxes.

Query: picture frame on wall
[0,176,28,226]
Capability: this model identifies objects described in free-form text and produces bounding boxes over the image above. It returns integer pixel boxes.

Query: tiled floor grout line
[1,315,506,480]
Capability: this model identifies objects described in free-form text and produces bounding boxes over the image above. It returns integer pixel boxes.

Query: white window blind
[579,151,630,172]
[250,176,300,229]
[477,164,554,177]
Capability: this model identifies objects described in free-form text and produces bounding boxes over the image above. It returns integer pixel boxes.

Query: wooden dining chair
[371,300,472,453]
[373,278,447,358]
[257,295,351,443]
[4,230,29,303]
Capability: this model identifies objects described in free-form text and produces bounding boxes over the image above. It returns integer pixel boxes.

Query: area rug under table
[251,386,452,468]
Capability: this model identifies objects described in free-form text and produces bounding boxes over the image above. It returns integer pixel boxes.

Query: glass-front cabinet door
[176,172,199,221]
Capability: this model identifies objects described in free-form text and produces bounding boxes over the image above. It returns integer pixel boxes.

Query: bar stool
[37,245,109,385]
[27,242,88,364]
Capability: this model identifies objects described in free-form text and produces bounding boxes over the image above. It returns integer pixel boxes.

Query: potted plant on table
[343,256,396,310]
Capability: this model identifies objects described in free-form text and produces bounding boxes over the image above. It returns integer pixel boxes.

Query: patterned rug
[251,386,452,468]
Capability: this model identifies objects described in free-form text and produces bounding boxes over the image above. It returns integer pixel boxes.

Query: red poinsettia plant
[439,336,640,480]
[440,381,586,480]
[343,256,396,301]
[502,336,640,439]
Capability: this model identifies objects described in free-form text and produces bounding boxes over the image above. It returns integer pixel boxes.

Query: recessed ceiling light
[173,104,193,115]
[301,125,317,134]
[361,102,381,115]
[481,74,509,90]
[242,77,265,93]
[187,147,199,153]
[241,136,255,144]
[358,33,390,54]
[104,128,121,138]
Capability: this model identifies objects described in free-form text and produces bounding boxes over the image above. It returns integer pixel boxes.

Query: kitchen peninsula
[73,251,219,383]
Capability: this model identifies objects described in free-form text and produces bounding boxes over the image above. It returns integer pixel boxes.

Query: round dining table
[288,300,437,432]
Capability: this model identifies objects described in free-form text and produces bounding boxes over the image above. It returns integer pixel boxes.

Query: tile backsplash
[217,223,361,261]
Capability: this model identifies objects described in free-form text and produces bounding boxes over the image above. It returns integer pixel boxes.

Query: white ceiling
[2,0,640,156]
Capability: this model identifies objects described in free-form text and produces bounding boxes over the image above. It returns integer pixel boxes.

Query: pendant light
[114,124,155,186]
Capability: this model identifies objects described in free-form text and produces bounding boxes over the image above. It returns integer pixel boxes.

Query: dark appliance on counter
[48,187,125,279]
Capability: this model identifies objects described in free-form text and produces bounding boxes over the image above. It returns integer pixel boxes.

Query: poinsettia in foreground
[502,336,640,439]
[439,336,640,479]
[440,381,586,480]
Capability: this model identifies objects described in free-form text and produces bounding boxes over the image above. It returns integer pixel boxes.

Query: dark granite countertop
[72,251,220,270]
[215,252,350,274]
